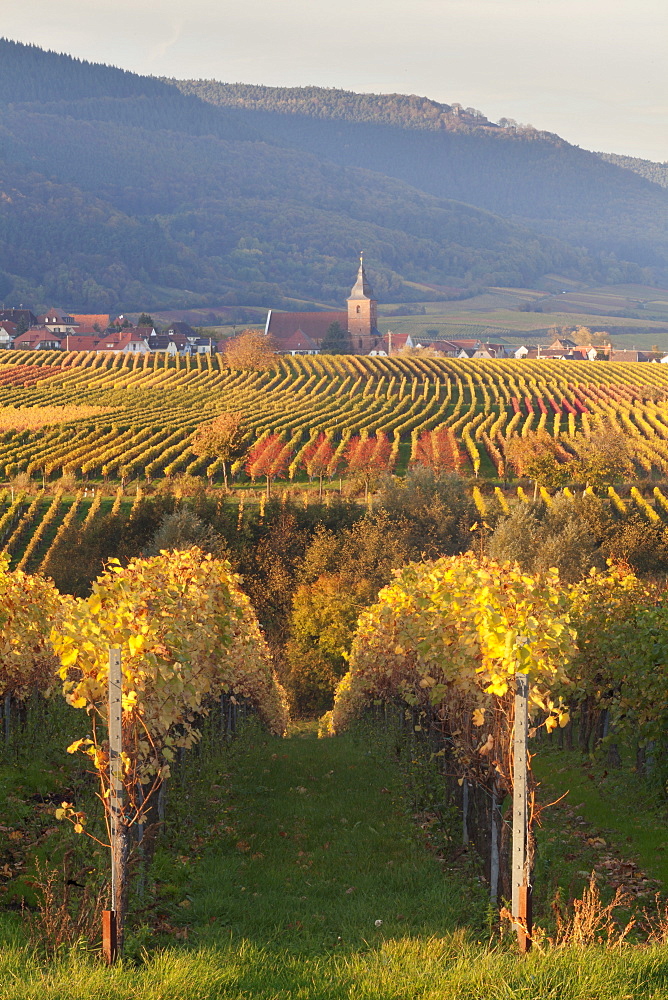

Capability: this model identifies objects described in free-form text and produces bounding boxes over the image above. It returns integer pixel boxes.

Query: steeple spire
[349,251,374,300]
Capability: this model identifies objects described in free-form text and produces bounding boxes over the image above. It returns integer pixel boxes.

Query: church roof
[347,256,375,301]
[266,310,347,343]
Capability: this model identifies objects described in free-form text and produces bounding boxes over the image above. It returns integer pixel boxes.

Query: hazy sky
[4,0,667,160]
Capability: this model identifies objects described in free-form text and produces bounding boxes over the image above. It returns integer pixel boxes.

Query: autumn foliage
[222,330,278,370]
[191,410,245,487]
[52,547,289,786]
[412,426,462,475]
[326,552,575,806]
[343,433,393,497]
[330,552,574,731]
[0,553,61,701]
[246,434,294,495]
[299,433,337,496]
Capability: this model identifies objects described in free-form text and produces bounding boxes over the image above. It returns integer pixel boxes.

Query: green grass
[533,746,668,889]
[3,937,668,999]
[1,723,668,996]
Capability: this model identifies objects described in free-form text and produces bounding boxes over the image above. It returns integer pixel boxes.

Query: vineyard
[2,350,668,486]
[2,352,668,991]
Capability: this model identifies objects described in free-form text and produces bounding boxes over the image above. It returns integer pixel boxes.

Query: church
[265,256,383,355]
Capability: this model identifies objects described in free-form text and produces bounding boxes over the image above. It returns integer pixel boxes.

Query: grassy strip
[0,724,667,996]
[2,939,668,999]
[533,747,668,890]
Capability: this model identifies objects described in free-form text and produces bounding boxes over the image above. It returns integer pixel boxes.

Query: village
[1,260,666,363]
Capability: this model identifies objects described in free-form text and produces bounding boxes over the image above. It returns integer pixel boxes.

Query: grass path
[184,721,480,956]
[2,723,668,998]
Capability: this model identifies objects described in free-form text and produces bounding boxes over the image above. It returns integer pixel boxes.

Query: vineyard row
[2,352,668,481]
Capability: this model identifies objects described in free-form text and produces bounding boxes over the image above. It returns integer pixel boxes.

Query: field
[375,282,668,348]
[4,350,668,487]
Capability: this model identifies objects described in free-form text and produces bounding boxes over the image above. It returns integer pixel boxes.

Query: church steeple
[349,252,374,300]
[347,253,378,354]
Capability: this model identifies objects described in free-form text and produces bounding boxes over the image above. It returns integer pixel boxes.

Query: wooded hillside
[0,39,666,312]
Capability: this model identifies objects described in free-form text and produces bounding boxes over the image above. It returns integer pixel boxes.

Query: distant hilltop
[0,38,667,313]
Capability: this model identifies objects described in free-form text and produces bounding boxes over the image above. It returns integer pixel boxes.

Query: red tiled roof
[267,311,347,344]
[14,328,62,347]
[417,342,450,354]
[277,330,319,352]
[96,330,148,350]
[62,336,99,351]
[72,314,110,329]
[37,309,63,323]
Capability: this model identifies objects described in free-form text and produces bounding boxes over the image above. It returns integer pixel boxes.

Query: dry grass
[24,855,108,958]
[550,873,635,948]
[0,406,110,431]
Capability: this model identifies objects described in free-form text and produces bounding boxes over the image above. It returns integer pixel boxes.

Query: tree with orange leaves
[300,433,338,498]
[412,426,463,476]
[245,434,294,497]
[344,432,393,500]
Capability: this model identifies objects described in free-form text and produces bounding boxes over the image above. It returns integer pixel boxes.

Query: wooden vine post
[103,647,123,963]
[512,672,532,953]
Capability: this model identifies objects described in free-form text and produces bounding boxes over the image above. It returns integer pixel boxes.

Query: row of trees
[243,427,460,499]
[505,425,634,490]
[324,551,668,926]
[192,406,463,498]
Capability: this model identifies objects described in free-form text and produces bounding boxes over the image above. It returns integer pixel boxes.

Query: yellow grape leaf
[66,738,91,754]
[558,710,570,728]
[128,633,145,655]
[60,647,78,668]
[88,593,102,615]
[545,715,558,733]
[472,708,485,727]
[74,823,84,834]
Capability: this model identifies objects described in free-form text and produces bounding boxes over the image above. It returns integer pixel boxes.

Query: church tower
[347,254,379,354]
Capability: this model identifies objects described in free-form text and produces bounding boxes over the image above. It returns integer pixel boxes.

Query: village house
[95,329,150,353]
[147,331,188,355]
[0,321,17,348]
[275,330,319,355]
[72,314,110,331]
[608,349,651,363]
[13,327,63,350]
[0,308,37,329]
[37,308,78,334]
[370,332,414,356]
[191,336,217,354]
[61,334,100,352]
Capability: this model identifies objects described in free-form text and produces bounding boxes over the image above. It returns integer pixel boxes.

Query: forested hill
[596,151,668,190]
[173,82,502,132]
[175,80,668,280]
[0,39,598,311]
[0,39,665,313]
[0,39,256,141]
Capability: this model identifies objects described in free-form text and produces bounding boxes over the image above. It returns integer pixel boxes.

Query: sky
[3,0,667,161]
